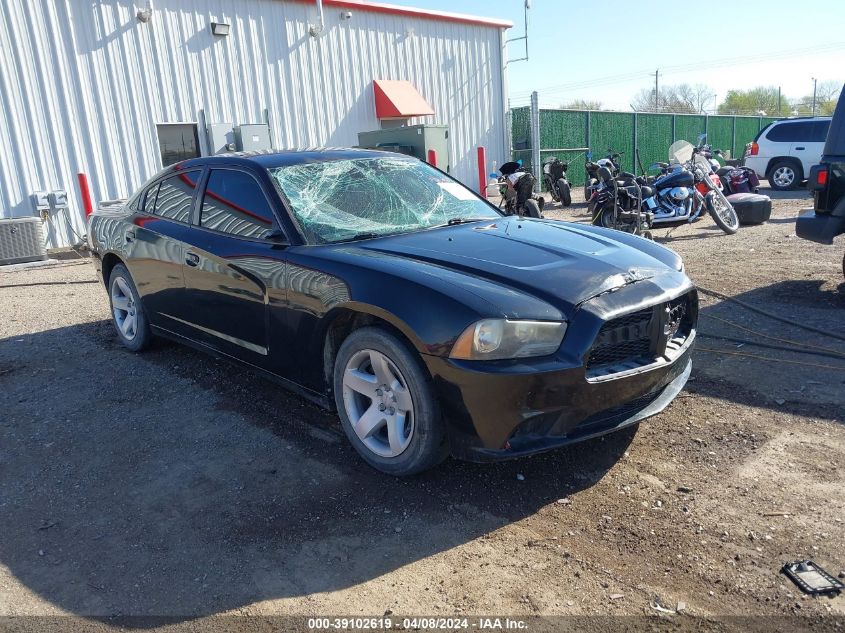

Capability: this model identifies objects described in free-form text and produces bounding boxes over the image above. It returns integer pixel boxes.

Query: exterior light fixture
[210,22,230,36]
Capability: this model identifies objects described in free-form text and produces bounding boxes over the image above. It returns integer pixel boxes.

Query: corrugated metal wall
[0,0,508,247]
[512,108,780,187]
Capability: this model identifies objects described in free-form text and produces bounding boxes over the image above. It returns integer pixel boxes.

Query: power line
[509,42,845,99]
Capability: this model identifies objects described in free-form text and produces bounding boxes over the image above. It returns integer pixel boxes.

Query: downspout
[309,0,325,37]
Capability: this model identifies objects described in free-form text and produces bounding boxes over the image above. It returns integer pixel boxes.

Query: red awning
[373,79,435,119]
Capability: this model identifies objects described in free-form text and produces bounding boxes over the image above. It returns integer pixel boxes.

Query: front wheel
[333,327,448,476]
[557,179,572,207]
[705,191,739,234]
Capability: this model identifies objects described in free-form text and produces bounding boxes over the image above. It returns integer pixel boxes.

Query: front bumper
[796,209,845,245]
[424,276,696,462]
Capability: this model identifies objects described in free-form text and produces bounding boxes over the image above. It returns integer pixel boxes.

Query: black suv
[796,84,845,277]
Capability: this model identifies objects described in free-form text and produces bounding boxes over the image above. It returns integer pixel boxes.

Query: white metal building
[0,0,511,248]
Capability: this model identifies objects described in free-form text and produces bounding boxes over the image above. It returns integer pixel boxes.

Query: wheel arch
[319,304,432,404]
[765,156,803,179]
[100,251,125,285]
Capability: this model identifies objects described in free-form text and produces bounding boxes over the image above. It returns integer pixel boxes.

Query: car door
[125,170,201,335]
[179,166,288,369]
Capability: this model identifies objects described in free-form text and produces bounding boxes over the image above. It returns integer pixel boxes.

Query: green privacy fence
[511,108,781,187]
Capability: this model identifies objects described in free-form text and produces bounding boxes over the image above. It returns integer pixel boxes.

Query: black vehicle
[590,166,654,237]
[88,149,697,476]
[542,156,572,206]
[797,85,845,277]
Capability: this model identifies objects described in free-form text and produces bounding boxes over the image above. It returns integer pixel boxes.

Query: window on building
[200,169,276,239]
[152,171,200,223]
[156,123,201,167]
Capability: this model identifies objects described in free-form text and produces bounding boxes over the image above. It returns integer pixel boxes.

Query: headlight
[450,319,567,360]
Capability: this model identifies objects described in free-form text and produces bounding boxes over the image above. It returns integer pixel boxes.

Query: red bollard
[77,173,94,217]
[427,149,437,168]
[477,146,487,199]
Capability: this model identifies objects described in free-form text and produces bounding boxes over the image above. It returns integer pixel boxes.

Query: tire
[557,179,572,207]
[545,176,559,202]
[705,191,739,234]
[333,326,448,476]
[108,263,152,352]
[768,160,802,191]
[522,198,542,218]
[591,204,614,228]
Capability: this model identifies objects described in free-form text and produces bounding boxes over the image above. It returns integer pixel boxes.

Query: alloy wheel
[772,166,795,188]
[111,276,138,341]
[341,349,415,458]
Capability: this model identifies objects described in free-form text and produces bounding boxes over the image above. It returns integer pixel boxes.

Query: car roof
[173,148,402,171]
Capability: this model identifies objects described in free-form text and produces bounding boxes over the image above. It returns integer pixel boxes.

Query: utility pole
[811,77,818,116]
[777,86,781,114]
[653,69,659,112]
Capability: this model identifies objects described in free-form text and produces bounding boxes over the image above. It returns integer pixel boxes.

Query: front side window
[152,172,200,223]
[200,169,276,239]
[156,124,201,167]
[268,157,499,244]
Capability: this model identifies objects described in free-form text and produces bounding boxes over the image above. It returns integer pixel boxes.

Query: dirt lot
[1,185,844,627]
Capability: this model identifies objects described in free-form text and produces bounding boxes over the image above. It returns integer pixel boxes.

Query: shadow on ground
[0,320,633,623]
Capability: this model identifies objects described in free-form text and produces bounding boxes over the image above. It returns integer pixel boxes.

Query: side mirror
[264,228,289,244]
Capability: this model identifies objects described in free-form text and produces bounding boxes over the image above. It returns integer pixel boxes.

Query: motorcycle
[639,139,739,234]
[542,157,572,206]
[495,161,545,219]
[590,166,654,237]
[585,149,623,213]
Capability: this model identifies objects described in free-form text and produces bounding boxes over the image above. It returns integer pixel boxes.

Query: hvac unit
[0,218,47,265]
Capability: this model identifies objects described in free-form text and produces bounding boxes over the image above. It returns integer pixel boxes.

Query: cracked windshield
[269,157,499,243]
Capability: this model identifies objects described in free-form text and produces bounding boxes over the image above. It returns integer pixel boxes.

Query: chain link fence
[510,100,780,188]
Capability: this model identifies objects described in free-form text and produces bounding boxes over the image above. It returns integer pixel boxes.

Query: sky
[385,0,845,112]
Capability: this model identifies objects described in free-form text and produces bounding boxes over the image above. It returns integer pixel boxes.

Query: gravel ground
[1,184,843,627]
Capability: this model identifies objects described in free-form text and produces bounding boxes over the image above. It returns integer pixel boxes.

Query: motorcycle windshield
[669,140,694,165]
[693,154,713,174]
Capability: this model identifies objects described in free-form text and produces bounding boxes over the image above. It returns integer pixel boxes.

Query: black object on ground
[781,560,844,596]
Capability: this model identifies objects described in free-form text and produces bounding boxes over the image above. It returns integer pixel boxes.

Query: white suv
[744,117,831,190]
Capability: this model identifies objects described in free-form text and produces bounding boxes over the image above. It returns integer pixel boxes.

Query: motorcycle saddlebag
[727,192,771,225]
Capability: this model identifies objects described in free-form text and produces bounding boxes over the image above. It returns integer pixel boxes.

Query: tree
[794,80,841,116]
[717,87,791,116]
[630,83,716,114]
[561,99,602,110]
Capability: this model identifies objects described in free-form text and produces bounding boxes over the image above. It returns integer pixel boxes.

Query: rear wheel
[333,327,447,476]
[768,160,801,191]
[557,179,572,207]
[108,264,152,352]
[592,204,614,228]
[705,191,739,234]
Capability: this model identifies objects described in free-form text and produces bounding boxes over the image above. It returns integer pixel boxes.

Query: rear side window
[811,120,831,142]
[152,171,201,223]
[200,169,276,239]
[766,121,814,143]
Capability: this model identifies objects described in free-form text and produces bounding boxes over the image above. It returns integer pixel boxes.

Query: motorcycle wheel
[591,205,614,228]
[705,190,739,235]
[545,177,560,202]
[522,199,542,219]
[584,179,595,200]
[557,179,572,207]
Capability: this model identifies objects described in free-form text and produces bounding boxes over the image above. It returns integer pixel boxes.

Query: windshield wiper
[444,217,487,226]
[344,232,382,242]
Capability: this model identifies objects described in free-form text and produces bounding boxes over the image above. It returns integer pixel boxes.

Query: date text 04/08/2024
[307,617,529,630]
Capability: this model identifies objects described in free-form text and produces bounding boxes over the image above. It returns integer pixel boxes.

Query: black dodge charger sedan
[88,149,697,475]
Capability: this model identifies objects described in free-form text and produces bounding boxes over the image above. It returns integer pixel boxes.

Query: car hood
[358,218,685,316]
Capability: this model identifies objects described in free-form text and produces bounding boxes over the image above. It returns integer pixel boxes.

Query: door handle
[185,252,200,267]
[794,146,805,150]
